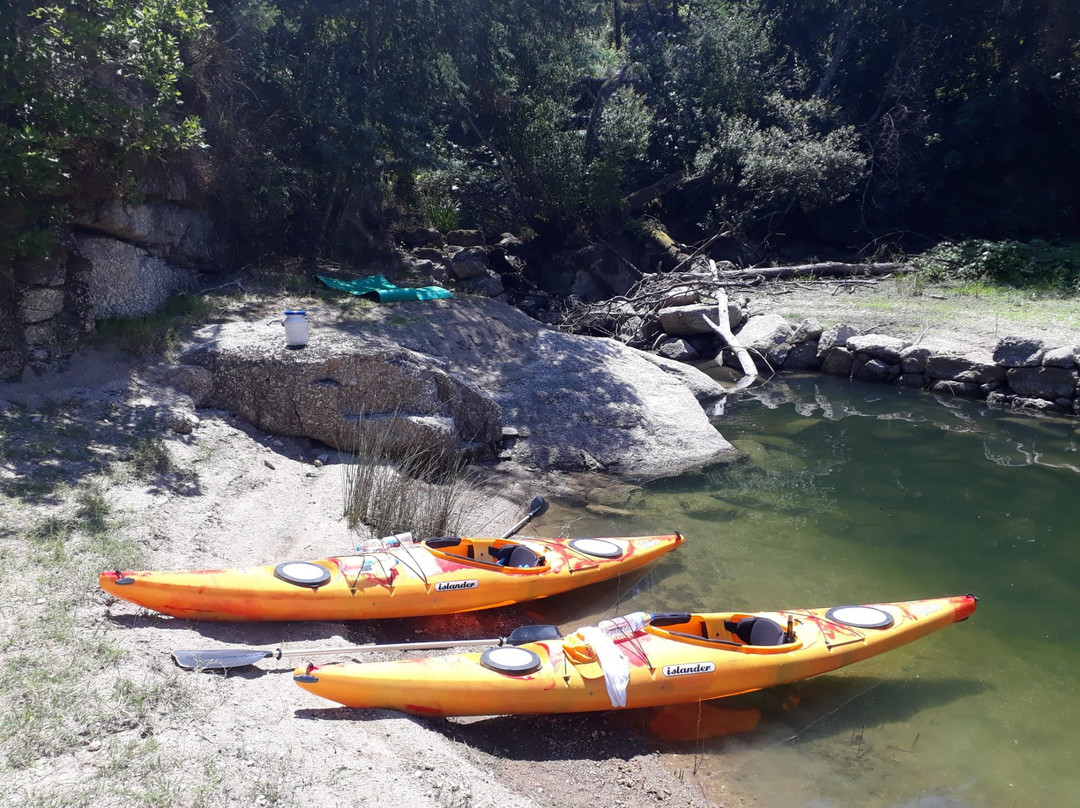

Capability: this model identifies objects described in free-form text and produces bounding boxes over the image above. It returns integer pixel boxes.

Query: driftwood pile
[560,258,910,357]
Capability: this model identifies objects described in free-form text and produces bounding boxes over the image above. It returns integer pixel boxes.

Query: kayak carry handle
[425,537,463,548]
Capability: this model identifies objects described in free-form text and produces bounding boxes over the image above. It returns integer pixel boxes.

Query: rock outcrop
[176,297,737,482]
[180,330,502,459]
[2,159,211,377]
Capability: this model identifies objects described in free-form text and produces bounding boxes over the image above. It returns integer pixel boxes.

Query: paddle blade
[501,495,549,539]
[172,648,274,671]
[506,624,561,646]
[528,495,549,518]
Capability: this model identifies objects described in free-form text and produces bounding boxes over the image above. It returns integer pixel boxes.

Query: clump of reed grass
[340,411,473,541]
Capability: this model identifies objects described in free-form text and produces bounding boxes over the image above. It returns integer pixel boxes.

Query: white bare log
[702,263,757,382]
[716,261,907,280]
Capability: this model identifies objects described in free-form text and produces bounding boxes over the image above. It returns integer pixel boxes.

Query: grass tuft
[340,411,473,541]
[130,438,174,477]
[93,294,216,357]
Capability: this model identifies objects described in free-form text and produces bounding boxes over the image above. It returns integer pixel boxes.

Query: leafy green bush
[0,0,208,261]
[913,240,1080,293]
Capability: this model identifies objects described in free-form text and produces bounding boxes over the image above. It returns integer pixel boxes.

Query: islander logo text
[435,579,479,592]
[662,661,716,677]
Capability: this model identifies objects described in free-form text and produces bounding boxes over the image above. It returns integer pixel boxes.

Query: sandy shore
[1,346,750,808]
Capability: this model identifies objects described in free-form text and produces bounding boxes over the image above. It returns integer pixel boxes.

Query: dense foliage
[0,0,207,260]
[3,0,1078,263]
[914,239,1080,293]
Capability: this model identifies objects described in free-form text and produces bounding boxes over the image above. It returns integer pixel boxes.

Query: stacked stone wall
[713,314,1080,416]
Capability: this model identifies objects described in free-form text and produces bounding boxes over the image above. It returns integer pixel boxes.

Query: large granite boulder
[179,297,738,482]
[846,334,911,363]
[926,352,1006,385]
[658,300,747,336]
[734,313,794,370]
[181,332,501,458]
[993,335,1046,368]
[1006,366,1078,400]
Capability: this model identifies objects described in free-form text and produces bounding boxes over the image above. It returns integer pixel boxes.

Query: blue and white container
[283,310,309,347]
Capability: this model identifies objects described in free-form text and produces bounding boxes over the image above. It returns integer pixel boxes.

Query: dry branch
[702,283,757,382]
[716,262,908,281]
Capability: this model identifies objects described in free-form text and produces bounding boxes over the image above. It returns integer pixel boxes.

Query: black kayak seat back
[725,617,790,646]
[494,543,544,567]
[649,612,694,628]
[426,537,462,549]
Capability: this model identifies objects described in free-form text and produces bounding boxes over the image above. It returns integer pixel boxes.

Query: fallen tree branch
[702,262,757,383]
[199,277,249,294]
[716,262,908,281]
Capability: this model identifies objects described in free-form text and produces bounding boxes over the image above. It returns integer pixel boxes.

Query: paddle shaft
[272,636,503,661]
[172,623,564,670]
[173,636,508,670]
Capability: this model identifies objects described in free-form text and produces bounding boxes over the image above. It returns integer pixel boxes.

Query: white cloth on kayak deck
[577,626,630,708]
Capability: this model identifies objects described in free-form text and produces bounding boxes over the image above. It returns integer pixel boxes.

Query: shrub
[913,240,1080,293]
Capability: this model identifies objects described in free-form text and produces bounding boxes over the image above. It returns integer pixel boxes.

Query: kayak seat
[426,537,462,549]
[494,544,544,568]
[726,617,789,646]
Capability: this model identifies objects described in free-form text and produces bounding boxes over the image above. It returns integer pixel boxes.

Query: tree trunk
[815,0,863,98]
[613,0,622,51]
[716,262,908,280]
[625,170,687,212]
[584,65,629,165]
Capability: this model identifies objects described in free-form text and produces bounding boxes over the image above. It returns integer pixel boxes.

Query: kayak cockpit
[422,537,550,573]
[647,612,803,653]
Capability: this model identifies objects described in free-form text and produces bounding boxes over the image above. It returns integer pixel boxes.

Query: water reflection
[581,374,1080,808]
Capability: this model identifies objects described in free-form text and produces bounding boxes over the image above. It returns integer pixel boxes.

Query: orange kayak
[99,533,683,621]
[293,594,976,715]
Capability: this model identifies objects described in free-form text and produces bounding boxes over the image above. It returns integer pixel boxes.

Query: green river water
[546,373,1080,808]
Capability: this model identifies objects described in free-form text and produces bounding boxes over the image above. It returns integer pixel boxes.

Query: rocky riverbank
[734,278,1080,416]
[662,301,1080,416]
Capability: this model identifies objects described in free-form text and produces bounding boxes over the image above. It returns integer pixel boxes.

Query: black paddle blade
[506,624,561,646]
[172,648,274,671]
[501,495,550,539]
[528,495,549,518]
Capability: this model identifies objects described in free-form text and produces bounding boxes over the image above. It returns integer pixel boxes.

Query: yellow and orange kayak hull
[98,533,683,621]
[293,594,976,715]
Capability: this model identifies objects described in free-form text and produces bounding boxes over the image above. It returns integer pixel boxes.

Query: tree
[0,0,207,261]
[192,0,453,262]
[761,0,1080,237]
